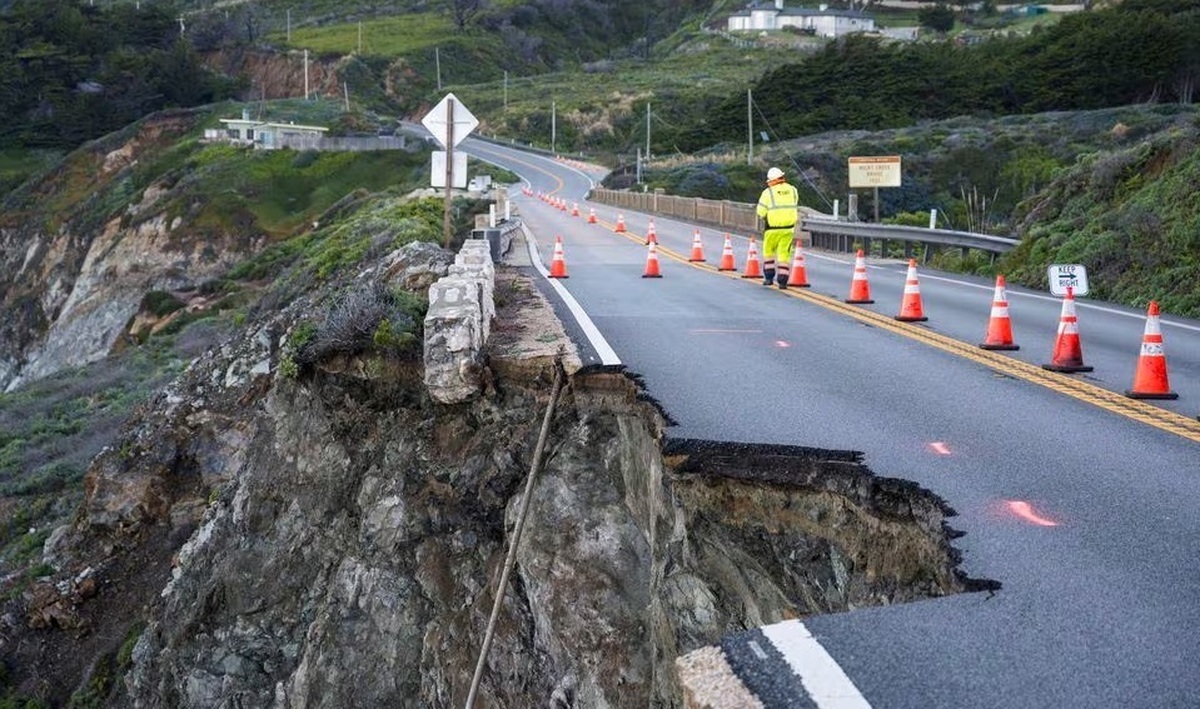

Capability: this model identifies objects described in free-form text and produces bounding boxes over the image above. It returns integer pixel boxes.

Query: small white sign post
[421,93,479,247]
[1048,264,1089,296]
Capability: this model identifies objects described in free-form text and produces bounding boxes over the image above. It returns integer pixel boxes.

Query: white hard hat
[767,167,785,181]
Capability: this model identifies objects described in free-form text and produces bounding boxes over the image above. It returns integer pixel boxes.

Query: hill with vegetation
[0,0,242,150]
[1006,117,1200,316]
[672,0,1200,151]
[0,100,506,641]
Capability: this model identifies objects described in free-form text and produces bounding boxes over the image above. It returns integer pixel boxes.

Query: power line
[750,95,834,211]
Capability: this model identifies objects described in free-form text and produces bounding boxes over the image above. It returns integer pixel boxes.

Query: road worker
[755,166,800,289]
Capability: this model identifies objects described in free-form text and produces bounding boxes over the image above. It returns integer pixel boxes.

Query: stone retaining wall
[423,240,496,404]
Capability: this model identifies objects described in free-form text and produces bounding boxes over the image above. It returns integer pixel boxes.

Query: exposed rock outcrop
[3,256,982,707]
[0,109,262,392]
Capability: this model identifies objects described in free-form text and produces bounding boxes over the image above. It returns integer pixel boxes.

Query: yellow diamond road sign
[421,92,478,150]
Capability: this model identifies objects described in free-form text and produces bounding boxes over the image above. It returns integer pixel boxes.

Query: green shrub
[141,291,186,318]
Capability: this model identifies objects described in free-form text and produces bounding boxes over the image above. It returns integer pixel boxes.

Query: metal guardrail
[801,218,1019,263]
[588,188,1019,263]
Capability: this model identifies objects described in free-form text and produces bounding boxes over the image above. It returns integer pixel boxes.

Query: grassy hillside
[447,31,815,158]
[1003,120,1200,317]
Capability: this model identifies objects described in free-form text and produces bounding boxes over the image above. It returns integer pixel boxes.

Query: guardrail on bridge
[587,188,1019,264]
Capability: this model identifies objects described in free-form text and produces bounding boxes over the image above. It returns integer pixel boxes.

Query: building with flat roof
[206,109,329,149]
[728,1,875,37]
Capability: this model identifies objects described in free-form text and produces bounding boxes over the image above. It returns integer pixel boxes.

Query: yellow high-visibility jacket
[756,182,799,229]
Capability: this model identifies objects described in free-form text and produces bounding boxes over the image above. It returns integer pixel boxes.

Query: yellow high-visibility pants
[763,227,794,278]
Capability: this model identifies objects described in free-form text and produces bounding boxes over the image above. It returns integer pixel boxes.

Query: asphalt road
[465,138,1200,708]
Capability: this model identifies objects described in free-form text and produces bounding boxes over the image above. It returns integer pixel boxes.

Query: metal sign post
[421,93,479,248]
[444,99,454,248]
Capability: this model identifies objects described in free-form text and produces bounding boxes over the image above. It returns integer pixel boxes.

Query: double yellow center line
[606,222,1200,444]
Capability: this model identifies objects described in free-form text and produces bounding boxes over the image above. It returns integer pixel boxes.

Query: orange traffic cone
[1042,286,1092,372]
[979,275,1019,350]
[895,259,928,322]
[718,234,736,272]
[741,238,763,279]
[1125,301,1178,399]
[845,250,874,304]
[615,214,627,233]
[646,219,658,244]
[571,202,580,217]
[688,229,706,262]
[548,236,569,279]
[587,208,597,224]
[786,244,810,288]
[642,241,663,278]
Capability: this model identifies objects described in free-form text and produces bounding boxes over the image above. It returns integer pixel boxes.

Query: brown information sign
[848,156,902,188]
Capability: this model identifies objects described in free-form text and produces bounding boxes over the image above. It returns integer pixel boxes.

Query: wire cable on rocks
[465,359,566,709]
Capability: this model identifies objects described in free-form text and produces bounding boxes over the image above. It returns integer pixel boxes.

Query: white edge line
[521,227,621,366]
[466,142,617,364]
[761,621,872,709]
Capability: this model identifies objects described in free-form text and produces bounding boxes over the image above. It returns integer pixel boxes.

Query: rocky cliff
[0,108,263,393]
[4,241,985,706]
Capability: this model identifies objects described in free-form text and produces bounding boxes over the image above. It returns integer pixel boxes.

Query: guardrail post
[961,246,970,262]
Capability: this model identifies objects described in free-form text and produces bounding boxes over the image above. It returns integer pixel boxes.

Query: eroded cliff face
[0,109,262,392]
[5,264,982,707]
[203,48,426,110]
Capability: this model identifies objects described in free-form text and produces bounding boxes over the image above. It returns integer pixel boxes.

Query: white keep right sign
[1048,264,1089,296]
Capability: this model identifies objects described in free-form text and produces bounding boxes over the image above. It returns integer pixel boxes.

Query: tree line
[677,0,1200,151]
[0,0,242,149]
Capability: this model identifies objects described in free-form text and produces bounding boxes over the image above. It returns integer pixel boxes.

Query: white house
[727,1,875,37]
[205,109,330,149]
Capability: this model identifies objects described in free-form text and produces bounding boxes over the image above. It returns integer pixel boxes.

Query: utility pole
[304,49,310,100]
[343,82,350,112]
[286,9,291,43]
[551,101,556,155]
[503,71,508,110]
[436,47,442,91]
[357,22,362,54]
[747,89,753,166]
[646,103,651,161]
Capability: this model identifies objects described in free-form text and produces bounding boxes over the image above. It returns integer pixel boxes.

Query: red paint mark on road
[774,340,791,348]
[928,442,951,456]
[1004,500,1060,527]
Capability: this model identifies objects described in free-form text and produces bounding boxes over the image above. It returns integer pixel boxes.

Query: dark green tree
[918,4,956,34]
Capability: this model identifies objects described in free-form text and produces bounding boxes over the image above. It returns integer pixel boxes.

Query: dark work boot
[762,269,775,286]
[777,276,788,290]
